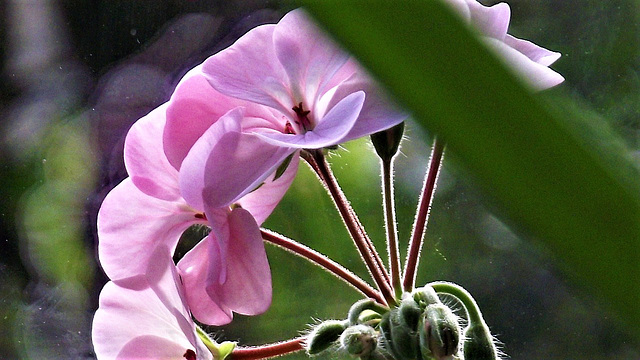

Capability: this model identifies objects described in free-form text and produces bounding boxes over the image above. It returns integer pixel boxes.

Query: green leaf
[300,0,640,337]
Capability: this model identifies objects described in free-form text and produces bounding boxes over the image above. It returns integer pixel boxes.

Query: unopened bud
[398,295,421,330]
[463,323,499,360]
[412,286,441,309]
[420,304,460,360]
[306,320,347,355]
[358,309,382,325]
[371,122,405,161]
[378,311,396,357]
[384,309,419,360]
[348,298,382,326]
[340,324,377,359]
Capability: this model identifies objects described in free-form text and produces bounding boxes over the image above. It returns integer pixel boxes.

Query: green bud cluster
[379,288,462,360]
[306,282,501,360]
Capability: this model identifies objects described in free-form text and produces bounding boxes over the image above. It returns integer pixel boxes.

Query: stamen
[284,121,296,134]
[183,349,196,360]
[194,212,207,220]
[292,102,312,132]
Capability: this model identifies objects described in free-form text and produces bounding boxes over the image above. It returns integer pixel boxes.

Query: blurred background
[1,0,639,359]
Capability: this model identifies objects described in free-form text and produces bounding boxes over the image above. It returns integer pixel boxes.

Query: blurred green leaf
[300,0,640,337]
[20,122,97,287]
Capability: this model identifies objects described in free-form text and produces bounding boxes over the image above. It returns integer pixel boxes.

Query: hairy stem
[428,281,482,324]
[302,149,396,306]
[231,338,305,360]
[403,138,445,292]
[262,229,385,304]
[382,158,402,298]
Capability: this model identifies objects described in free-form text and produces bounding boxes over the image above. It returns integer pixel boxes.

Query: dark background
[1,1,639,359]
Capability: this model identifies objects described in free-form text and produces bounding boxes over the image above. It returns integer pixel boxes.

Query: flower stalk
[261,229,385,304]
[302,149,396,306]
[382,157,402,298]
[403,138,445,292]
[371,123,405,298]
[230,338,305,360]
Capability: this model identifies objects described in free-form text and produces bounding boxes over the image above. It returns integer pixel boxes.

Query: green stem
[382,158,402,298]
[428,281,483,324]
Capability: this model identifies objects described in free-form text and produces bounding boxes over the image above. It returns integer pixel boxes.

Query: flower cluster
[93,8,405,359]
[92,3,562,360]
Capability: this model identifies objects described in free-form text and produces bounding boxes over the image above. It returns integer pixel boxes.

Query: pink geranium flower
[166,9,406,210]
[97,70,298,324]
[447,0,564,89]
[92,246,213,360]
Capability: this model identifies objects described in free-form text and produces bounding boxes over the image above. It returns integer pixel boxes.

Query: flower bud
[420,304,460,360]
[348,298,382,326]
[379,308,419,360]
[370,122,405,161]
[463,323,499,360]
[412,286,441,309]
[358,309,382,325]
[306,320,347,355]
[398,296,421,330]
[340,324,377,359]
[378,311,396,356]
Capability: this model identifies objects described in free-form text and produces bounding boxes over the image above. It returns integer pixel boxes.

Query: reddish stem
[307,150,391,285]
[230,338,304,360]
[302,150,396,306]
[403,138,445,292]
[261,229,385,304]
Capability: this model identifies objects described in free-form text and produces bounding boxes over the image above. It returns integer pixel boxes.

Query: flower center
[292,102,313,133]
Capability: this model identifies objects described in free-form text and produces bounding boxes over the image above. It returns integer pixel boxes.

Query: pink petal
[178,107,243,211]
[504,34,561,66]
[97,178,200,282]
[237,151,300,225]
[273,9,349,107]
[211,207,272,316]
[204,207,233,283]
[200,130,294,209]
[116,336,194,360]
[484,37,565,90]
[256,91,365,148]
[93,246,212,360]
[202,24,293,115]
[321,74,407,142]
[177,238,234,325]
[124,103,181,201]
[164,67,280,170]
[321,58,359,97]
[466,1,511,40]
